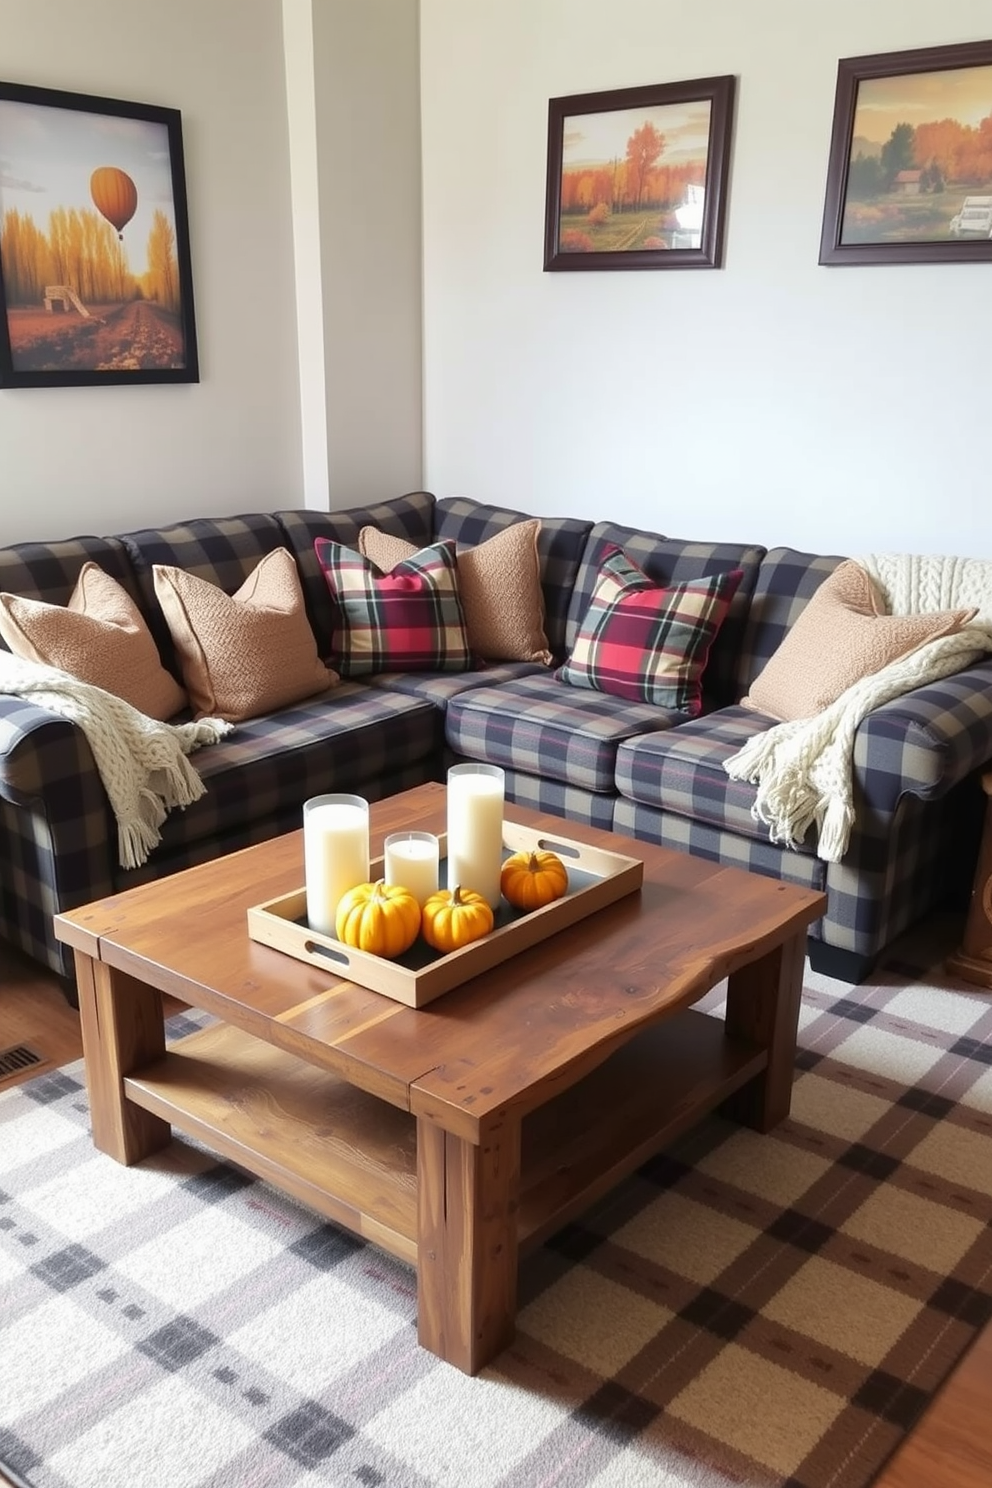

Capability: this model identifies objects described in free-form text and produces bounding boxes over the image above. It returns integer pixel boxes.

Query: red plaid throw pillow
[314,537,473,676]
[557,546,743,714]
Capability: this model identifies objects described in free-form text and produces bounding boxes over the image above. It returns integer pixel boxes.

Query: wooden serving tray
[246,819,643,1007]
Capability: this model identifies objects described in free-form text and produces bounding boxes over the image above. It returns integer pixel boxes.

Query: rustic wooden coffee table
[55,782,825,1375]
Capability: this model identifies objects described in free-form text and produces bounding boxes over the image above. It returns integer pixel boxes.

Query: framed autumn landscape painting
[0,80,198,386]
[543,75,735,271]
[820,39,992,265]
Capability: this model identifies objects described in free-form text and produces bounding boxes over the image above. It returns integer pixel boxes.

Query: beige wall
[0,0,305,543]
[0,0,423,545]
[420,0,991,557]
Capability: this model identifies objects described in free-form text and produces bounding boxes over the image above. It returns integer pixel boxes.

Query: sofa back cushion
[0,535,141,644]
[275,491,437,659]
[119,514,289,677]
[433,497,592,659]
[566,522,765,709]
[732,548,847,697]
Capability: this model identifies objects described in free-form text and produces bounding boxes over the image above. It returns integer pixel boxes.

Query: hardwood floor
[1,937,990,1487]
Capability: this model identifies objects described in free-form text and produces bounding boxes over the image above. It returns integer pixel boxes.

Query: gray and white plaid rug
[2,919,991,1488]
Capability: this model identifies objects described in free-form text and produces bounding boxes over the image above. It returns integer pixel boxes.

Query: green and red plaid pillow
[314,536,473,676]
[557,546,743,715]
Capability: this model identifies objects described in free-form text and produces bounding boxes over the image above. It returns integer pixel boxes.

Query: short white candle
[384,832,439,906]
[447,765,505,909]
[303,796,370,935]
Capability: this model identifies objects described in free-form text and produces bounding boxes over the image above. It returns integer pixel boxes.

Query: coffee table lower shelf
[123,1010,766,1268]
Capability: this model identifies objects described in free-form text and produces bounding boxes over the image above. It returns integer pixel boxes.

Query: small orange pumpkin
[335,879,421,958]
[500,849,569,911]
[421,884,494,952]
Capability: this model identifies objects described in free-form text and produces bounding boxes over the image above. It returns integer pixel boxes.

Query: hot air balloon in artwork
[90,166,138,239]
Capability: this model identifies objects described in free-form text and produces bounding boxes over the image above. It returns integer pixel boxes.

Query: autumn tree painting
[838,56,992,246]
[0,83,197,386]
[545,78,734,270]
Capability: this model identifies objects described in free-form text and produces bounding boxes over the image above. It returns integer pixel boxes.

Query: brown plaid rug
[1,918,991,1488]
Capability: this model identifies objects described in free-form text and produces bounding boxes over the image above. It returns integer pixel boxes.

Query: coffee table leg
[75,952,171,1164]
[722,930,805,1133]
[416,1110,520,1374]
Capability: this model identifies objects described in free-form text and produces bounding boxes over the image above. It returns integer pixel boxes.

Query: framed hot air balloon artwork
[0,80,198,387]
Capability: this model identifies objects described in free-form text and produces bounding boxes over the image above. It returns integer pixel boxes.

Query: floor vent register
[0,1044,44,1082]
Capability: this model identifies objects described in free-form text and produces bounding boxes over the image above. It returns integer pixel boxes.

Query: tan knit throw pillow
[0,562,188,721]
[153,548,337,722]
[358,520,552,664]
[741,559,977,722]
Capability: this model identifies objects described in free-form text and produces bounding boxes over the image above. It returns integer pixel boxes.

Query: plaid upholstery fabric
[853,657,992,811]
[822,773,983,959]
[434,497,593,658]
[364,661,546,705]
[118,514,288,678]
[733,547,847,697]
[566,523,764,707]
[445,672,679,793]
[612,796,828,929]
[557,547,743,714]
[0,536,140,636]
[275,493,436,658]
[114,686,440,890]
[0,699,116,978]
[614,704,818,849]
[491,764,620,831]
[314,538,472,676]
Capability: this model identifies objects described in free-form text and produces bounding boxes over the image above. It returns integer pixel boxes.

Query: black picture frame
[0,79,199,386]
[819,39,992,266]
[543,75,735,272]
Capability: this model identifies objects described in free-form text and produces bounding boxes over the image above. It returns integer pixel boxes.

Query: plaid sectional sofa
[2,490,990,997]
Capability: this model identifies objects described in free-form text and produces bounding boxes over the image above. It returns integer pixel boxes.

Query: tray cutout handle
[304,939,352,968]
[535,836,581,860]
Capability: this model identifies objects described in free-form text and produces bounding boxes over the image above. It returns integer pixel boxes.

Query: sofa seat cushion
[366,661,546,707]
[118,683,440,865]
[615,705,818,853]
[445,672,681,794]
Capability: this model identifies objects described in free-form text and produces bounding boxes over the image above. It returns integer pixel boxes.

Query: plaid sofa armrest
[853,657,992,813]
[0,695,116,977]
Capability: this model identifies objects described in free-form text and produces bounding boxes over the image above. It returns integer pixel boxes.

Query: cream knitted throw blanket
[724,554,992,863]
[0,653,233,870]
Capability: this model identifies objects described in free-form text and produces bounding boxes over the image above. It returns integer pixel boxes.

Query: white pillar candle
[384,832,440,906]
[446,764,505,910]
[303,795,370,935]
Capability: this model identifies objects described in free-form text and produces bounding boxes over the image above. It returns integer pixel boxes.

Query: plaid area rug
[2,922,992,1488]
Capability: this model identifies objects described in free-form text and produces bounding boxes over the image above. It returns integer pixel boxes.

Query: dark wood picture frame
[544,75,735,272]
[0,79,199,386]
[819,39,992,266]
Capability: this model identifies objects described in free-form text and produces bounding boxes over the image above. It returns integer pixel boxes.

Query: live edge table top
[55,781,826,1142]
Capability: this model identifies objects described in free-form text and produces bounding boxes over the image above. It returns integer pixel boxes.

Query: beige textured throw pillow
[358,520,552,664]
[153,548,337,721]
[0,562,187,720]
[741,560,977,722]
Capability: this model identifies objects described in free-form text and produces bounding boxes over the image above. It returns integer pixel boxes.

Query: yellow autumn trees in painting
[0,202,180,311]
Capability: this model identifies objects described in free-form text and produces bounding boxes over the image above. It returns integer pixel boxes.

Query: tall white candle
[384,832,439,906]
[303,795,370,935]
[446,765,505,909]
